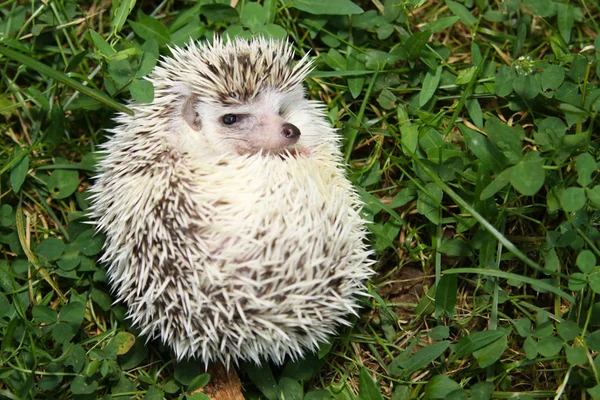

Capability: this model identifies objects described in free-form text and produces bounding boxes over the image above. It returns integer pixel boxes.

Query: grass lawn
[1,0,599,399]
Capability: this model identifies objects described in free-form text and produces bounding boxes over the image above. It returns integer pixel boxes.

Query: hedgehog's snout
[281,123,300,142]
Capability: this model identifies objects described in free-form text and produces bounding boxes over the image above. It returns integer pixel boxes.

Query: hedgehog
[88,36,374,366]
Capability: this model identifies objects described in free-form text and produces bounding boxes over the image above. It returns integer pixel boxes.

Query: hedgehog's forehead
[199,89,294,114]
[170,39,309,105]
[198,52,294,103]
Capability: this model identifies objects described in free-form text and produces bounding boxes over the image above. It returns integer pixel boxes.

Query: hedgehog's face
[178,88,313,157]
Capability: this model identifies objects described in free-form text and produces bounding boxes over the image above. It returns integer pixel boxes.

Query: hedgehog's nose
[281,123,301,142]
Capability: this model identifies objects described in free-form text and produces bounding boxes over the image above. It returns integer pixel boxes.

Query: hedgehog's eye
[222,114,238,125]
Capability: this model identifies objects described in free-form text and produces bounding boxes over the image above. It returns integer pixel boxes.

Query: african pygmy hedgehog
[89,36,374,366]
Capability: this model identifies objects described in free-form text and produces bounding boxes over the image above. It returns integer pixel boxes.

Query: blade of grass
[344,66,380,164]
[16,199,66,301]
[411,154,571,281]
[443,268,574,303]
[0,45,133,115]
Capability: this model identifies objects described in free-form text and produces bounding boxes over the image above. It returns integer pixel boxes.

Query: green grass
[1,0,600,399]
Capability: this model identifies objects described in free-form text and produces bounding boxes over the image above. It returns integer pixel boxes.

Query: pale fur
[89,37,373,366]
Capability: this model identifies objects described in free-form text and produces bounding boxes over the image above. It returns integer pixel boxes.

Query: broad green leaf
[435,274,457,318]
[306,389,331,400]
[89,30,116,58]
[358,367,383,400]
[557,320,581,342]
[65,344,86,373]
[281,353,325,381]
[496,65,516,96]
[168,3,202,32]
[10,154,29,193]
[52,322,75,343]
[586,331,600,352]
[465,99,483,129]
[576,250,596,273]
[417,183,443,224]
[289,0,364,15]
[588,270,600,294]
[568,272,587,291]
[454,330,505,359]
[188,393,210,400]
[470,382,494,400]
[556,3,575,43]
[573,51,591,80]
[0,292,9,317]
[130,78,154,103]
[263,0,278,24]
[71,376,98,395]
[541,65,565,90]
[445,0,478,27]
[46,106,65,145]
[108,57,135,88]
[513,74,540,100]
[390,188,416,208]
[536,336,563,357]
[241,2,267,31]
[188,373,211,393]
[171,18,205,46]
[145,386,165,400]
[278,377,303,400]
[112,374,136,394]
[32,305,58,324]
[460,125,508,173]
[174,359,204,385]
[390,341,450,376]
[56,250,81,271]
[324,48,346,71]
[563,131,589,149]
[72,229,105,256]
[420,66,442,106]
[560,187,586,212]
[576,153,596,187]
[429,326,450,341]
[255,24,288,40]
[587,186,600,208]
[523,336,538,359]
[438,239,471,257]
[523,0,555,17]
[109,331,136,355]
[202,4,239,23]
[38,374,61,391]
[544,247,559,272]
[485,118,522,163]
[566,345,587,365]
[422,16,459,33]
[112,0,137,34]
[90,287,112,311]
[244,362,278,400]
[513,319,532,337]
[35,238,65,262]
[405,30,431,61]
[424,375,461,398]
[129,14,171,45]
[347,55,365,99]
[378,88,397,109]
[47,169,79,199]
[532,321,553,338]
[137,39,159,77]
[455,66,477,85]
[472,333,507,368]
[59,301,86,331]
[509,160,545,196]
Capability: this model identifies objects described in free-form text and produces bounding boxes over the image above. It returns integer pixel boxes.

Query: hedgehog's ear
[182,94,202,131]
